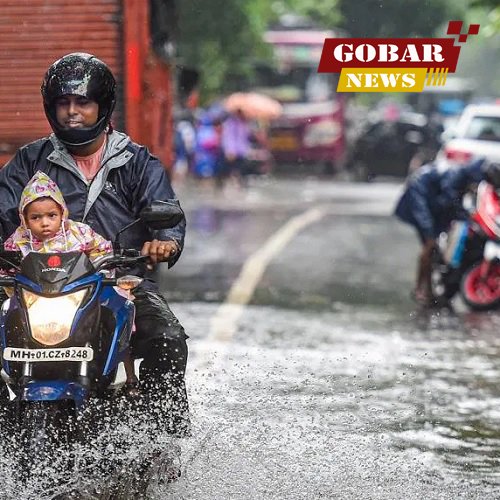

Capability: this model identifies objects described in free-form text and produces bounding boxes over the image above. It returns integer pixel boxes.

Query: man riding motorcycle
[0,53,190,437]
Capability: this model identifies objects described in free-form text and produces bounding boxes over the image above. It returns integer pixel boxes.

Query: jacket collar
[47,131,133,184]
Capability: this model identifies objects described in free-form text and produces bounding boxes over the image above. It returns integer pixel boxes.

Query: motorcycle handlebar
[95,252,149,270]
[0,249,148,273]
[99,251,148,286]
[0,250,147,288]
[0,250,22,271]
[0,251,23,259]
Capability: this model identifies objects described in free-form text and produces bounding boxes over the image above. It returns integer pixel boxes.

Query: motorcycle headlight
[22,288,88,346]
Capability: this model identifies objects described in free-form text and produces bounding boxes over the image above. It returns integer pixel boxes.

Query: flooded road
[157,177,500,499]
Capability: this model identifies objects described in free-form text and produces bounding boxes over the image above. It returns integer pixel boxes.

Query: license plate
[3,347,93,362]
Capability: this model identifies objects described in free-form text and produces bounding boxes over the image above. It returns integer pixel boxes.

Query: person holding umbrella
[220,92,282,188]
[220,108,252,188]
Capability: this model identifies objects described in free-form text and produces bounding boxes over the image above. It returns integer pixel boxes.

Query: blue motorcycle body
[0,251,135,412]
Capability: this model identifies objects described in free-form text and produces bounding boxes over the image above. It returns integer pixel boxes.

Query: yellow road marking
[208,207,326,342]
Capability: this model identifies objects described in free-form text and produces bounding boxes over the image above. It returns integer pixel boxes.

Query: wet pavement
[155,176,500,499]
[2,176,497,500]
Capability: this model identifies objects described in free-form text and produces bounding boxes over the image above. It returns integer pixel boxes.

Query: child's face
[55,94,99,129]
[25,199,63,241]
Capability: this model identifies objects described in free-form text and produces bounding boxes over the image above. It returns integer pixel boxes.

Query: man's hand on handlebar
[141,239,179,270]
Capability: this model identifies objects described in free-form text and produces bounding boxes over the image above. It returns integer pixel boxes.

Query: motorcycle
[0,201,184,492]
[431,181,500,310]
[460,181,500,310]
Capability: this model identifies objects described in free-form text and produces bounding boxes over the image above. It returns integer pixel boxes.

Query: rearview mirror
[140,200,184,230]
[113,201,184,253]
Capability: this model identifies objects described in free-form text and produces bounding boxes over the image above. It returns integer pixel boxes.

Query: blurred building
[0,0,177,168]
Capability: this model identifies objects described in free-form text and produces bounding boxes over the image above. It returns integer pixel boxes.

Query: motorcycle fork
[19,362,33,388]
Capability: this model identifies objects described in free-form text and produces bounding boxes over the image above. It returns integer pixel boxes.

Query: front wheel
[17,400,77,483]
[460,261,500,311]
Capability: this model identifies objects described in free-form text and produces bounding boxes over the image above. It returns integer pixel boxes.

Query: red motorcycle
[460,181,500,310]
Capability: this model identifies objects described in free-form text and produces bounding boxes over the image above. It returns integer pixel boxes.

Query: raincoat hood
[5,171,75,256]
[4,170,113,259]
[19,171,68,229]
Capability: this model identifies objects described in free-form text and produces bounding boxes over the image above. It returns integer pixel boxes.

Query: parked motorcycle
[460,181,500,310]
[0,201,184,492]
[431,181,500,310]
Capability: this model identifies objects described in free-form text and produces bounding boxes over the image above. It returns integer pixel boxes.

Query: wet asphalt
[151,175,500,499]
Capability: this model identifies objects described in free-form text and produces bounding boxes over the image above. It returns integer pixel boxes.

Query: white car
[436,103,500,168]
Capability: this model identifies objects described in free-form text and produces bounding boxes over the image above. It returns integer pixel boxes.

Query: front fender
[21,381,88,407]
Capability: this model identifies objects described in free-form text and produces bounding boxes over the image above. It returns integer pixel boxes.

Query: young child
[4,171,138,391]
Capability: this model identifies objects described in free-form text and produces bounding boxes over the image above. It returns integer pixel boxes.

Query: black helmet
[41,53,116,147]
[483,161,500,189]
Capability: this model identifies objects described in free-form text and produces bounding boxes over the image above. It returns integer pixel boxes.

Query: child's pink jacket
[4,171,112,260]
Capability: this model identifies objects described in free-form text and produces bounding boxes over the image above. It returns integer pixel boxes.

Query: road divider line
[209,206,326,343]
[187,207,326,468]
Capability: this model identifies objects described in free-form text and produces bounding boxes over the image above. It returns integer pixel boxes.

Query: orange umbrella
[223,92,283,120]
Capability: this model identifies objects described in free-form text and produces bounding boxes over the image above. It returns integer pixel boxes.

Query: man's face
[55,95,99,129]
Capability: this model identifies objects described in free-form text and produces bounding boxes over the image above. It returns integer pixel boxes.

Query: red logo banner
[318,38,462,74]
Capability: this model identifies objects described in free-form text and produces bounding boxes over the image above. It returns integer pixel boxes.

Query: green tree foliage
[273,0,341,29]
[177,0,273,102]
[470,0,498,7]
[176,0,469,103]
[338,0,463,38]
[469,0,500,34]
[453,2,500,96]
[176,0,343,102]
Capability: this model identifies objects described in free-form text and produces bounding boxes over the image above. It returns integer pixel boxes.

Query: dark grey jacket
[0,131,185,267]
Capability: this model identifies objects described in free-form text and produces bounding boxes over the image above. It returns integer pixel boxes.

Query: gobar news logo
[318,21,479,92]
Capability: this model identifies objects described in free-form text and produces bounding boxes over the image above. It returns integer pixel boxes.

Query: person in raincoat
[220,109,251,186]
[193,110,223,181]
[394,158,486,307]
[3,170,139,389]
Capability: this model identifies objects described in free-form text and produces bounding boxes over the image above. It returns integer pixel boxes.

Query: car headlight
[22,288,88,346]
